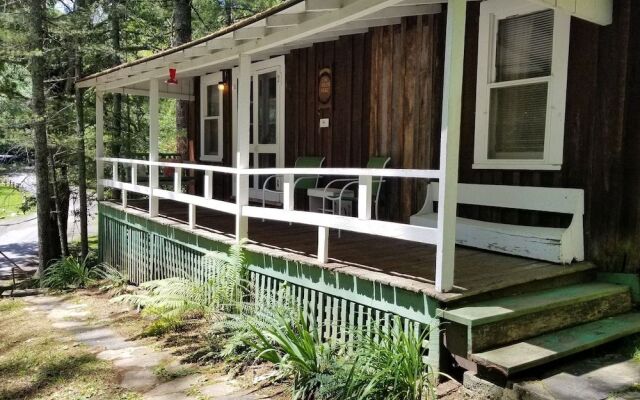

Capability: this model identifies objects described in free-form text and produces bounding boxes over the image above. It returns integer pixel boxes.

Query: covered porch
[106,198,594,303]
[78,0,611,295]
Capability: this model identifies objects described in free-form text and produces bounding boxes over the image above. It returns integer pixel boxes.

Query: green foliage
[249,312,344,400]
[348,326,438,400]
[113,244,247,335]
[0,184,33,219]
[98,265,131,296]
[40,256,103,290]
[246,311,439,400]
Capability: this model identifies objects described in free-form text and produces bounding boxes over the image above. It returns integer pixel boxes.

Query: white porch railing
[98,156,442,273]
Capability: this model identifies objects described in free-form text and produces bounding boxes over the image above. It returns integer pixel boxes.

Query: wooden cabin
[78,0,640,384]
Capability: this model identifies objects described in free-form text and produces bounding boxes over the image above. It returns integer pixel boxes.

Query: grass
[0,184,31,219]
[0,298,141,400]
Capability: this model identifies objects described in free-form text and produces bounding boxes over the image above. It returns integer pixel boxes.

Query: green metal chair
[262,156,325,209]
[322,156,391,220]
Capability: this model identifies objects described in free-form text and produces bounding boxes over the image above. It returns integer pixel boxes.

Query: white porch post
[235,54,251,242]
[435,0,466,293]
[148,78,160,217]
[95,91,104,201]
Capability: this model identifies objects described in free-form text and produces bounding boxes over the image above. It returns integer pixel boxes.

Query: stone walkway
[23,295,262,400]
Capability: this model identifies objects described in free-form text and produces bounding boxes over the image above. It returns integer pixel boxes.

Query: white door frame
[200,71,224,162]
[232,56,286,201]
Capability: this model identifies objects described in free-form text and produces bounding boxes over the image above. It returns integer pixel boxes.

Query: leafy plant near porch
[40,256,103,290]
[113,244,247,336]
[247,310,439,400]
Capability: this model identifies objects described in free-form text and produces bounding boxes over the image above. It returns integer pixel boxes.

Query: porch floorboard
[114,199,594,302]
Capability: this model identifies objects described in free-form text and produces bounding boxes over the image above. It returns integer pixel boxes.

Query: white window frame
[200,71,224,162]
[473,0,571,170]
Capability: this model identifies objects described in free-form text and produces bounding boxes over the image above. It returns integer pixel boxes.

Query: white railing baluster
[112,161,119,182]
[358,175,372,220]
[174,167,182,193]
[318,226,329,264]
[131,164,138,186]
[204,170,213,199]
[188,204,196,229]
[283,174,294,211]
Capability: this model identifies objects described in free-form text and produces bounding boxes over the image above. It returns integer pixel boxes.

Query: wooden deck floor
[116,199,594,302]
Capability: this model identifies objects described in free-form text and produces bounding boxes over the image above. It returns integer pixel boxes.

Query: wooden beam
[206,37,239,50]
[436,0,466,293]
[235,54,251,243]
[107,87,194,101]
[148,78,160,217]
[528,0,612,25]
[306,0,341,11]
[359,4,442,20]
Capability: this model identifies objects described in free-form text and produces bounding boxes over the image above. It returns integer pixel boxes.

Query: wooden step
[442,283,631,354]
[471,312,640,376]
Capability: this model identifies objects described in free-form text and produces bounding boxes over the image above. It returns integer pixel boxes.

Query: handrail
[99,156,443,262]
[99,157,440,179]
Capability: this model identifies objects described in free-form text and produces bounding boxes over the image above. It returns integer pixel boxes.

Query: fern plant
[204,283,298,372]
[40,256,102,290]
[98,265,130,296]
[113,244,247,334]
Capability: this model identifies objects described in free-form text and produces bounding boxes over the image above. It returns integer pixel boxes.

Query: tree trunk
[29,0,55,273]
[110,0,122,157]
[49,152,69,256]
[173,0,192,159]
[74,0,89,259]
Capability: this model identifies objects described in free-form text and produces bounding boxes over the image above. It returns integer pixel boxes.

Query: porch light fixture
[217,81,226,91]
[166,68,178,85]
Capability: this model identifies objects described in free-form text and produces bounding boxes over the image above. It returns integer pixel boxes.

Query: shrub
[40,256,102,290]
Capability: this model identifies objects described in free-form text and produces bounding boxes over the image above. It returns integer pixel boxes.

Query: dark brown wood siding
[368,14,445,222]
[284,34,372,169]
[193,1,640,259]
[457,0,640,257]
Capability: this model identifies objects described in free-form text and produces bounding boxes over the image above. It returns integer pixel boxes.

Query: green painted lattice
[98,203,442,371]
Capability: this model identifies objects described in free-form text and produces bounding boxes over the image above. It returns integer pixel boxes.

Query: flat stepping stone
[143,375,202,399]
[121,368,160,391]
[472,312,640,375]
[443,283,628,326]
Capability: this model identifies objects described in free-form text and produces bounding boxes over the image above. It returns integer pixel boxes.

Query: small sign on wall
[318,67,332,107]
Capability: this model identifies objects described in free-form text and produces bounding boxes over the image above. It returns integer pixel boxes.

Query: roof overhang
[77,0,613,94]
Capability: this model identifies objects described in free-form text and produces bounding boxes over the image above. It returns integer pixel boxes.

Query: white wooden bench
[409,183,584,263]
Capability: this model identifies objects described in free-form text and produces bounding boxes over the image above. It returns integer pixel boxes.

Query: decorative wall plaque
[318,67,332,106]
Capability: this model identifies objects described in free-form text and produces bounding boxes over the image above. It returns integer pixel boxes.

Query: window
[200,72,224,162]
[473,0,570,170]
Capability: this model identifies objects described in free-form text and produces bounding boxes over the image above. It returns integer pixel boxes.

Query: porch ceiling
[76,0,613,95]
[77,0,447,93]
